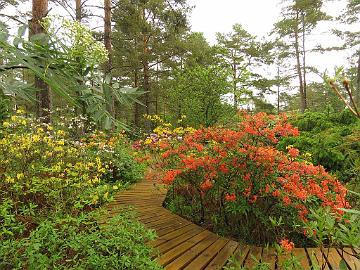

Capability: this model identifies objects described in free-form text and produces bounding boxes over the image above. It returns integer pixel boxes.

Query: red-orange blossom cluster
[147,112,350,223]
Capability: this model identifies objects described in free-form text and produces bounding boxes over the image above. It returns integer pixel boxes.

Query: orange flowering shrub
[146,112,350,246]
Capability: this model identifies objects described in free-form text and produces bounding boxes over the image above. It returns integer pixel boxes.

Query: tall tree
[274,0,330,112]
[216,24,274,109]
[103,0,114,118]
[112,0,190,127]
[30,0,51,122]
[75,0,81,21]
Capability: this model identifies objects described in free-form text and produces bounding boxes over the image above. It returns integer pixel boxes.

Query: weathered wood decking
[106,180,360,270]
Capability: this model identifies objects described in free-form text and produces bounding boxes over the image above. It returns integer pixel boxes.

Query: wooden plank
[279,248,311,270]
[138,212,172,222]
[229,245,250,268]
[292,248,311,270]
[321,248,343,270]
[337,248,360,270]
[183,238,229,270]
[150,222,187,233]
[145,217,189,230]
[204,240,239,270]
[243,246,262,269]
[157,230,212,266]
[155,222,192,237]
[307,248,330,270]
[261,247,276,270]
[156,226,205,255]
[150,224,195,247]
[141,215,180,226]
[165,234,219,270]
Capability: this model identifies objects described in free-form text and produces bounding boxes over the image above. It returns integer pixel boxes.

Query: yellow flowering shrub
[0,110,140,239]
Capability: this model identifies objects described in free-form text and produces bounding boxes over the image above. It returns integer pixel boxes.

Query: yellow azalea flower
[54,146,63,152]
[32,135,41,143]
[37,128,44,133]
[17,173,24,179]
[57,140,65,145]
[5,176,15,183]
[57,130,65,136]
[144,138,152,145]
[11,115,17,121]
[3,122,10,128]
[112,185,118,190]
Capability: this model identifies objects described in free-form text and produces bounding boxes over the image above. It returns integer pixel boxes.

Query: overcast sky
[4,0,356,93]
[185,0,357,102]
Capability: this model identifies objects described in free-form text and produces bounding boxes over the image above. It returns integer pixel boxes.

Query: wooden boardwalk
[106,180,360,270]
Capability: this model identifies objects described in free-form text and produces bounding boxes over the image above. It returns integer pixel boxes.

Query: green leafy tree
[169,65,232,127]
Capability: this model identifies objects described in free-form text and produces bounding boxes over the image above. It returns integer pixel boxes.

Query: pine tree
[274,0,330,112]
[112,0,190,127]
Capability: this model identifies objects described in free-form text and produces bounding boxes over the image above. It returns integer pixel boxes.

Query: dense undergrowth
[0,110,161,269]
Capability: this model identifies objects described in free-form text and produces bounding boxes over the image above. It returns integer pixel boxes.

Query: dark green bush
[279,110,360,186]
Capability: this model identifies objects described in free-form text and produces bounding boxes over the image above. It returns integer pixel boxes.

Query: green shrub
[279,110,360,186]
[0,209,162,270]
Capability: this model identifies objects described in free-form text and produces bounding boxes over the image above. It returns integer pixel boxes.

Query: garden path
[106,179,360,270]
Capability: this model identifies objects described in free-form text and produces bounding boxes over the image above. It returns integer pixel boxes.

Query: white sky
[186,0,358,103]
[188,0,282,42]
[187,0,351,70]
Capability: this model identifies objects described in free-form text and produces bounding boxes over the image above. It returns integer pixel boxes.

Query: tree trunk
[134,69,141,126]
[30,0,51,123]
[232,53,237,109]
[356,50,360,106]
[277,66,280,114]
[301,12,307,111]
[75,0,81,21]
[294,10,306,113]
[104,0,115,119]
[142,8,151,130]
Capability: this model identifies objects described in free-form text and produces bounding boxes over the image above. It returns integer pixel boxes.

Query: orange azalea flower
[280,239,295,252]
[225,193,236,202]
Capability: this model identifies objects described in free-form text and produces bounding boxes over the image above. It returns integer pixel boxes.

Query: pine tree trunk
[277,66,280,114]
[232,54,237,109]
[142,7,151,130]
[75,0,81,21]
[294,10,305,113]
[30,0,51,123]
[356,50,360,106]
[134,69,141,126]
[104,0,115,119]
[301,12,307,111]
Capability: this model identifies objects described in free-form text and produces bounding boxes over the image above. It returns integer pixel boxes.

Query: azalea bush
[145,112,354,247]
[0,110,158,268]
[0,109,143,239]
